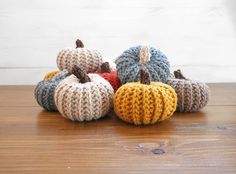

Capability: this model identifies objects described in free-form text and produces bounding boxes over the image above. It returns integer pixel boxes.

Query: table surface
[0,84,236,174]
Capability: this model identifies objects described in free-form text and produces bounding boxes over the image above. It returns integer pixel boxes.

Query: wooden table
[0,84,236,174]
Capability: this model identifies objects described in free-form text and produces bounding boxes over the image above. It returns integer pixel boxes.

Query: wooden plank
[0,106,236,173]
[1,83,236,107]
[0,84,236,173]
[207,83,236,106]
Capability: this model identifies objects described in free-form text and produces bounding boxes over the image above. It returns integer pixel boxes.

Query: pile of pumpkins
[34,39,210,125]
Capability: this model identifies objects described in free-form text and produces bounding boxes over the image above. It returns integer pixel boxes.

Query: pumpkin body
[167,78,210,112]
[115,46,170,84]
[114,82,177,125]
[54,74,114,121]
[34,70,69,111]
[98,71,121,91]
[44,70,60,80]
[57,47,103,73]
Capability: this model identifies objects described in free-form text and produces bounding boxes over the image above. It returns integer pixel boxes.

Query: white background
[0,0,236,84]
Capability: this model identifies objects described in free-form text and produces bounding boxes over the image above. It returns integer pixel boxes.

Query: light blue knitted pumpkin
[115,45,170,84]
[34,70,69,111]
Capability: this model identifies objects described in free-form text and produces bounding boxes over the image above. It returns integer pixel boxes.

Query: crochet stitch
[57,39,103,73]
[54,66,114,121]
[115,45,170,84]
[34,70,69,111]
[44,70,60,80]
[98,62,121,91]
[166,69,210,112]
[114,68,177,125]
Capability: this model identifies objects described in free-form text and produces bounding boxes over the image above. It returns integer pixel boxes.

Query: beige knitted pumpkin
[54,65,114,121]
[57,39,103,73]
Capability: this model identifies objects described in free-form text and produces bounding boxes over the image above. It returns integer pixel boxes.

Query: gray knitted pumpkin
[54,66,114,121]
[166,70,210,112]
[115,46,170,84]
[57,39,103,73]
[34,70,69,111]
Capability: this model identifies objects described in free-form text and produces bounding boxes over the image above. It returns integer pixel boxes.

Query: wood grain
[0,84,236,173]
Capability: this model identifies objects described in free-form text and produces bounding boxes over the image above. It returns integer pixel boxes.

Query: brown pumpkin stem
[174,69,187,79]
[101,62,111,73]
[140,68,151,85]
[76,39,84,48]
[72,65,91,83]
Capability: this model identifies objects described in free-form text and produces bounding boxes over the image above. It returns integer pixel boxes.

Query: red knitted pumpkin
[98,62,121,91]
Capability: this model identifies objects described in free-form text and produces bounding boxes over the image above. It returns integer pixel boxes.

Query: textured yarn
[44,70,60,80]
[114,82,177,125]
[98,71,121,92]
[166,78,210,112]
[98,62,121,91]
[166,70,210,112]
[54,74,114,121]
[57,48,103,74]
[115,46,170,84]
[34,70,69,111]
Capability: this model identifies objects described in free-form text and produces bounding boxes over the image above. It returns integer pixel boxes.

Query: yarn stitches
[166,70,210,112]
[54,72,114,121]
[34,70,69,111]
[115,45,170,84]
[57,39,103,73]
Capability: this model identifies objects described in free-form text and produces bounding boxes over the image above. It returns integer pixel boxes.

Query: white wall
[0,0,236,84]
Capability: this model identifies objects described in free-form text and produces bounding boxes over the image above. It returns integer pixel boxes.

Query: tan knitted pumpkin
[57,39,103,73]
[166,70,210,112]
[54,65,114,121]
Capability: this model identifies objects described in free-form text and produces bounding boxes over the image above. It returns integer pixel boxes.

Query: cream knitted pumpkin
[57,39,103,73]
[54,65,114,121]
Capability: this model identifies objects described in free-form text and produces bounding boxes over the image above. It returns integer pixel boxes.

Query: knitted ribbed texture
[98,62,121,91]
[34,70,69,111]
[57,40,103,73]
[115,45,170,84]
[44,70,60,80]
[98,71,121,91]
[166,70,210,112]
[114,82,177,125]
[54,74,114,121]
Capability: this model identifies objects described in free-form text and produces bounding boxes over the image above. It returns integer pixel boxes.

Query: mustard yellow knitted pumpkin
[44,70,60,80]
[114,68,177,125]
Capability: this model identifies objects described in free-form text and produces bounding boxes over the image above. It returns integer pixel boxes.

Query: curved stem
[174,69,187,79]
[76,39,84,48]
[140,67,151,85]
[101,62,111,73]
[72,65,91,83]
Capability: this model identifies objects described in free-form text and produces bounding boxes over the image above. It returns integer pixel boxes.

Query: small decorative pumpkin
[57,39,103,73]
[114,67,177,125]
[34,70,69,111]
[115,45,170,84]
[97,62,121,91]
[44,70,60,80]
[54,66,114,121]
[166,69,210,112]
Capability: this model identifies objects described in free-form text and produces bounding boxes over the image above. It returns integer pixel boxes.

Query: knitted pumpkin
[98,62,121,91]
[114,67,177,125]
[166,70,210,112]
[34,70,69,111]
[57,39,103,73]
[115,46,170,84]
[54,66,114,121]
[44,70,60,80]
